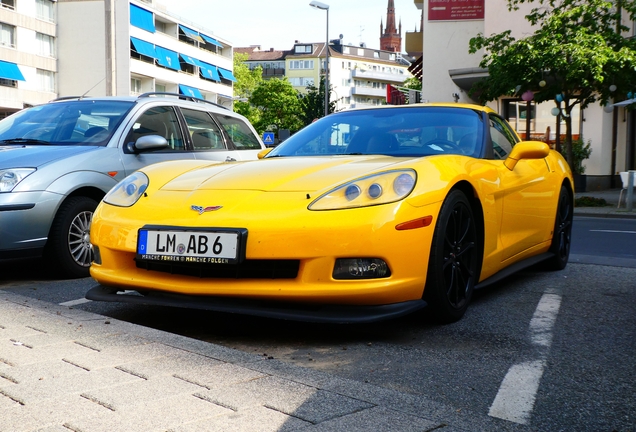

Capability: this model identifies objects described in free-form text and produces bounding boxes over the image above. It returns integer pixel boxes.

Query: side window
[181,108,226,151]
[215,114,262,150]
[489,115,519,159]
[125,106,184,151]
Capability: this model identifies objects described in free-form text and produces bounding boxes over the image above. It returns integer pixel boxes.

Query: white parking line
[489,293,562,425]
[589,229,636,234]
[59,298,92,307]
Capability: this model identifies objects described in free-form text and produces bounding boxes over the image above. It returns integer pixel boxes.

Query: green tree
[232,52,263,126]
[402,76,422,91]
[249,78,304,135]
[469,0,636,167]
[299,77,337,126]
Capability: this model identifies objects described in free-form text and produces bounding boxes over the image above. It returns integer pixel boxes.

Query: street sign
[262,132,275,146]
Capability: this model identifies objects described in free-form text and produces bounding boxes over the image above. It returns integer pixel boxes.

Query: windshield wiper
[0,138,51,145]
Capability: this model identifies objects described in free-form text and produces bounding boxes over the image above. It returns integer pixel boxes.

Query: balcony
[351,86,386,97]
[351,69,406,84]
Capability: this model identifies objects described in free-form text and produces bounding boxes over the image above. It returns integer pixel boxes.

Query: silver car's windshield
[0,100,134,146]
[266,106,486,158]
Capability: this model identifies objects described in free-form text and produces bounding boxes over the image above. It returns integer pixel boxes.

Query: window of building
[155,21,167,34]
[374,52,379,58]
[289,77,314,87]
[289,60,314,69]
[36,33,55,57]
[0,0,15,11]
[36,0,55,22]
[343,47,350,54]
[155,83,166,92]
[131,78,142,95]
[0,23,15,48]
[294,45,312,54]
[36,69,54,92]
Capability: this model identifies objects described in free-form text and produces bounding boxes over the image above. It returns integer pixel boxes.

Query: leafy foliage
[402,76,422,91]
[559,138,592,174]
[298,77,337,126]
[468,0,636,167]
[232,52,263,127]
[249,78,304,135]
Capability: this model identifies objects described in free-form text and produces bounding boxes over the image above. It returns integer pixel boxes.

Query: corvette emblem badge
[191,205,223,214]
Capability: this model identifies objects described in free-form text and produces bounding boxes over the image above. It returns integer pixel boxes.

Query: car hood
[0,145,100,169]
[161,156,410,193]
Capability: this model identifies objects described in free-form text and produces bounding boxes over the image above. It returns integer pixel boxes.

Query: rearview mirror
[504,141,550,170]
[126,135,170,154]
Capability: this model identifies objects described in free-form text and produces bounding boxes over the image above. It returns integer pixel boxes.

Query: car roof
[340,102,496,115]
[47,92,230,112]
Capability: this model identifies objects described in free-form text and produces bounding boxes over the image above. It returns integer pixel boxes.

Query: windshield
[267,106,485,158]
[0,100,134,146]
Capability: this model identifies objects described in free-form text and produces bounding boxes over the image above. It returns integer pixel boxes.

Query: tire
[45,196,98,279]
[545,185,573,270]
[424,190,480,323]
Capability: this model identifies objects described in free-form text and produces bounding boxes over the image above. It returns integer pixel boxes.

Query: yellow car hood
[161,156,409,193]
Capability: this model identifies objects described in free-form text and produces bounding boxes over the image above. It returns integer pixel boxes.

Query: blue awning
[154,46,181,71]
[0,61,25,81]
[179,84,203,99]
[199,63,220,82]
[130,4,155,33]
[218,68,237,82]
[201,34,224,48]
[179,54,199,66]
[130,37,157,58]
[179,25,204,43]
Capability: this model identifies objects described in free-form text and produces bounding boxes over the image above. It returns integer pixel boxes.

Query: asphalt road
[1,216,635,431]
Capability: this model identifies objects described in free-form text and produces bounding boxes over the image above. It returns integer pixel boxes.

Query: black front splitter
[86,284,427,324]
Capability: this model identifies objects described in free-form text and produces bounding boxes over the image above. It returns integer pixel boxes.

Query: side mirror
[126,135,170,154]
[504,141,550,170]
[257,148,273,159]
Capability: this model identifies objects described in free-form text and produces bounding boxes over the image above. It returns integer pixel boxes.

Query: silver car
[0,93,265,278]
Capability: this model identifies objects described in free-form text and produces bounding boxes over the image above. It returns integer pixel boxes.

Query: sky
[165,0,422,51]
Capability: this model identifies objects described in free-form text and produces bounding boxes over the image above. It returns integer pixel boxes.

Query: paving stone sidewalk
[0,292,533,432]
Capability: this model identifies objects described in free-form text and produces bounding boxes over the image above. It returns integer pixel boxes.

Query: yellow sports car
[87,103,573,323]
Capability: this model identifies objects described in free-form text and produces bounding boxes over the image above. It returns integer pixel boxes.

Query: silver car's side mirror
[127,135,170,154]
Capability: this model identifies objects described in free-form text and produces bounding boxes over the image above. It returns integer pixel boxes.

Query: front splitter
[86,284,427,324]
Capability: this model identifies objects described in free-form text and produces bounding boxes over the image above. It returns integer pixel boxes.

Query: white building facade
[0,0,236,116]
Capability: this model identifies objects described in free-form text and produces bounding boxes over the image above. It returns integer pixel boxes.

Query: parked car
[0,93,264,278]
[87,103,573,323]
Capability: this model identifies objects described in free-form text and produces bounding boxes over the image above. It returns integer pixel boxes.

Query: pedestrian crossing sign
[262,132,275,145]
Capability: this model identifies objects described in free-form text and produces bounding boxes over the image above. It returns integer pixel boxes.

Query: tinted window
[125,106,184,151]
[267,107,485,158]
[215,115,262,150]
[0,100,134,146]
[181,108,226,151]
[489,114,519,159]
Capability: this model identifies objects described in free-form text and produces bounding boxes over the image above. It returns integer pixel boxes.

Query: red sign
[428,0,485,21]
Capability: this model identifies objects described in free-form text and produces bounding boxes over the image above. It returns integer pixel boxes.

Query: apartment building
[238,40,411,112]
[0,0,236,116]
[0,0,56,117]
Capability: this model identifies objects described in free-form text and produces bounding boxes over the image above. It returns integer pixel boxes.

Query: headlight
[103,172,149,207]
[0,168,36,192]
[309,170,416,210]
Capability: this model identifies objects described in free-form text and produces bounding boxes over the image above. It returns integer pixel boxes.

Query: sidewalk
[0,291,529,432]
[574,188,636,219]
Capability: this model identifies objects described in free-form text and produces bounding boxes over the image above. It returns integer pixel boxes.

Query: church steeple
[380,0,402,52]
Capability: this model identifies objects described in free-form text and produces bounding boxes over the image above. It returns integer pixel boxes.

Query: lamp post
[309,1,329,117]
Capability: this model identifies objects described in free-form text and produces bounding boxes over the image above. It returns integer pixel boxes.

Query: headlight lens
[0,168,36,192]
[103,172,149,207]
[309,170,416,210]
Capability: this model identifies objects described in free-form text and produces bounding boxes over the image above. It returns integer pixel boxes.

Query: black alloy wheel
[546,185,573,270]
[425,190,480,323]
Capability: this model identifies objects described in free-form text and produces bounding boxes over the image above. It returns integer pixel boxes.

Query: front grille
[135,259,300,279]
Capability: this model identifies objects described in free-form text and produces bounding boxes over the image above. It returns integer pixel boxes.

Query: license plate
[136,227,246,265]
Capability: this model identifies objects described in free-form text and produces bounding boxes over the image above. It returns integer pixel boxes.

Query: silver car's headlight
[103,172,149,207]
[0,168,36,192]
[309,170,417,210]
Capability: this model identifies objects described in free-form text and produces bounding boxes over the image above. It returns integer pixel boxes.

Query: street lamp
[309,0,329,116]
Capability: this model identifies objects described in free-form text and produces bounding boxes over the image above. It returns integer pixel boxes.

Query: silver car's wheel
[46,196,98,279]
[68,209,93,268]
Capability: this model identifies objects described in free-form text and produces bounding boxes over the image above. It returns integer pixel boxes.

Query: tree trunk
[564,105,574,171]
